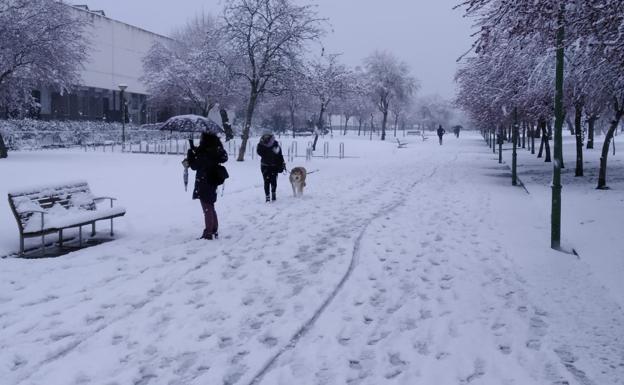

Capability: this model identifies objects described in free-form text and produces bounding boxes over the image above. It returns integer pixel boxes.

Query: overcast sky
[80,0,474,99]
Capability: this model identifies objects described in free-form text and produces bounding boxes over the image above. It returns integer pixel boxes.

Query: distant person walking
[453,125,461,138]
[184,132,228,240]
[257,132,286,202]
[437,125,446,145]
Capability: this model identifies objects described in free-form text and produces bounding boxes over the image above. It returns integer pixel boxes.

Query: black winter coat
[257,141,285,172]
[188,146,228,202]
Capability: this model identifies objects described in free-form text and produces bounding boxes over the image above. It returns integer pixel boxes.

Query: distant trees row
[0,0,456,161]
[454,0,624,249]
[455,0,624,189]
[142,0,428,160]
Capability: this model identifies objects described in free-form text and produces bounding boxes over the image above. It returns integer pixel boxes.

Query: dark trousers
[261,166,278,197]
[200,200,218,236]
[438,135,444,145]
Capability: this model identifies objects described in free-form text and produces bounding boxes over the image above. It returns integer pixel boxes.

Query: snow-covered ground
[0,132,623,385]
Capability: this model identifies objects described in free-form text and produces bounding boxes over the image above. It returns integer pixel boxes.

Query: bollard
[306,147,312,161]
[292,141,298,158]
[339,142,345,159]
[323,142,329,159]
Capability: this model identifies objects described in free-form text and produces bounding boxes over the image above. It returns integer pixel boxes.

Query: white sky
[79,0,474,99]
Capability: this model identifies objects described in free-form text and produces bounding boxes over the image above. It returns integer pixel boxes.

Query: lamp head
[118,84,128,91]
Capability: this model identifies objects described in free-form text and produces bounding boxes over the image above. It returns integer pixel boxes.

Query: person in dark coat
[437,125,446,145]
[257,132,285,202]
[185,132,228,240]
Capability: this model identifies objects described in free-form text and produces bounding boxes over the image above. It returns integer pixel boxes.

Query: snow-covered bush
[0,119,166,150]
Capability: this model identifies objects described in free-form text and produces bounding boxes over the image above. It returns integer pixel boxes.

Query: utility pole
[118,84,128,145]
[512,108,518,186]
[551,4,565,250]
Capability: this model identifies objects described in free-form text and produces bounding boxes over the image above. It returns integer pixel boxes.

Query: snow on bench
[7,181,126,256]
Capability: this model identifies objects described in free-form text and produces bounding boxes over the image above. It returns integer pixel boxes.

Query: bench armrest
[20,210,46,232]
[93,197,117,208]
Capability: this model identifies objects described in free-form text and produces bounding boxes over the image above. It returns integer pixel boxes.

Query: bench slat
[8,182,115,234]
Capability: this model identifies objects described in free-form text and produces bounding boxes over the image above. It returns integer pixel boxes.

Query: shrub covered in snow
[0,119,167,150]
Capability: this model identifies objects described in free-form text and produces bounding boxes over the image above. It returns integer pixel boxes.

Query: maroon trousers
[200,200,218,236]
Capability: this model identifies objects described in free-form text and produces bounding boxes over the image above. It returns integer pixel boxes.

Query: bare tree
[363,51,418,141]
[305,54,352,150]
[223,0,324,161]
[142,15,235,118]
[0,0,88,158]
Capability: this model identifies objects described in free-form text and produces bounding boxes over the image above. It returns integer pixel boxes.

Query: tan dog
[289,167,307,197]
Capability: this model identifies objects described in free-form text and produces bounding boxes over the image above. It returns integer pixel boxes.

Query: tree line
[0,0,462,161]
[454,0,624,249]
[141,0,425,161]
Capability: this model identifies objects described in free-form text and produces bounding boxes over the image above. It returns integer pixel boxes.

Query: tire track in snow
[246,158,453,385]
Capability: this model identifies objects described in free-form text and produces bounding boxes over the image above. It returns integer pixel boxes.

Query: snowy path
[1,135,623,385]
[260,145,568,385]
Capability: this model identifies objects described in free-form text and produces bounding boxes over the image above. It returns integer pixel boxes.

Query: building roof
[69,3,173,42]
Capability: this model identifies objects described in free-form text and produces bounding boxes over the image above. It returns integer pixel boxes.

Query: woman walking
[257,132,286,202]
[185,132,228,240]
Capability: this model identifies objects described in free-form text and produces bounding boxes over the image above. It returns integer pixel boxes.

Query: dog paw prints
[223,366,247,385]
[414,340,430,355]
[260,334,278,348]
[219,336,233,349]
[11,355,27,371]
[461,359,485,384]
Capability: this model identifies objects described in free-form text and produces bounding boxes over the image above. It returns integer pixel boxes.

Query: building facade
[36,5,173,124]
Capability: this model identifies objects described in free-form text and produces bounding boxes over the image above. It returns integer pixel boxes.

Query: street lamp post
[118,84,127,145]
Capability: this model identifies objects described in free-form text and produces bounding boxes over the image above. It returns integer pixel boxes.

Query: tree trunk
[290,107,297,139]
[312,104,326,151]
[381,109,388,141]
[574,102,584,176]
[548,121,557,165]
[544,124,552,163]
[344,116,350,135]
[219,108,234,142]
[237,90,259,161]
[0,132,8,159]
[597,105,624,189]
[586,115,596,149]
[393,114,398,137]
[358,118,362,136]
[566,117,574,136]
[537,121,546,158]
[531,123,536,154]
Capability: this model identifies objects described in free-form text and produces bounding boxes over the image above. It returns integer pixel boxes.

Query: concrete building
[37,4,172,124]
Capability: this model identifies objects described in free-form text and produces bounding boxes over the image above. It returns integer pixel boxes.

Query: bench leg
[91,223,96,237]
[110,218,114,236]
[59,229,63,248]
[41,234,45,256]
[79,226,82,247]
[20,236,24,257]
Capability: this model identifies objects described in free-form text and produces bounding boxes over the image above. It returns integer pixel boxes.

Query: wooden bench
[8,181,126,256]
